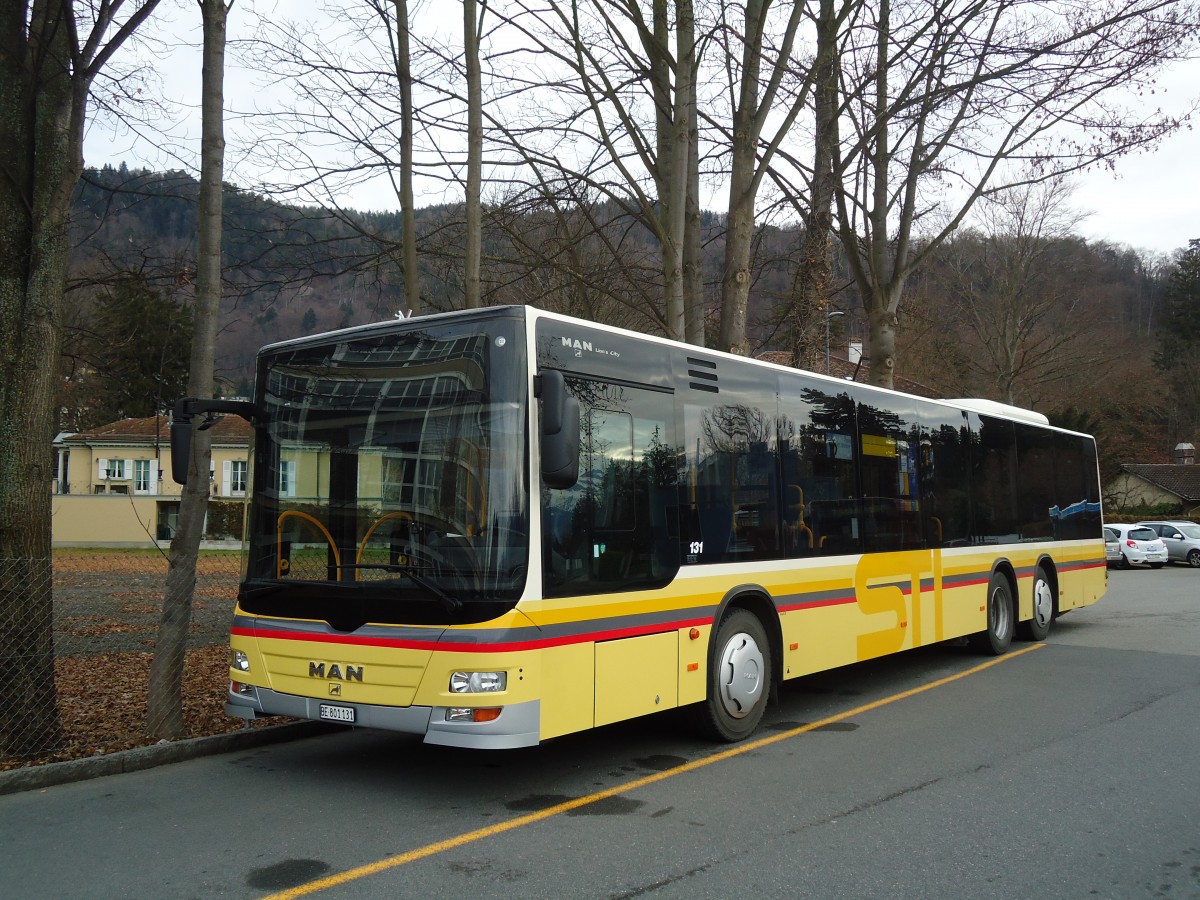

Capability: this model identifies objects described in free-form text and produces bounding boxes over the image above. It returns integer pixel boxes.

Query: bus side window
[542,381,680,598]
[778,383,858,557]
[685,401,779,563]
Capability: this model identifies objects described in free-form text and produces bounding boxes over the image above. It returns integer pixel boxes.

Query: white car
[1108,523,1168,569]
[1137,520,1200,568]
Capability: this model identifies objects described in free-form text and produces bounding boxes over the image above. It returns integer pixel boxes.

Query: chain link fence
[1,550,247,769]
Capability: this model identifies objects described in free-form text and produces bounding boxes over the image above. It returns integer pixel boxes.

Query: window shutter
[149,460,159,494]
[97,458,109,480]
[222,460,232,497]
[125,459,134,480]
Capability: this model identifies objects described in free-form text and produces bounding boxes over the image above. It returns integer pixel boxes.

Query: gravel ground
[1,552,268,772]
[52,552,239,657]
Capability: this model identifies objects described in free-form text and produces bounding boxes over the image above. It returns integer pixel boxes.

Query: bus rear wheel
[970,572,1014,655]
[694,608,771,742]
[1017,565,1054,642]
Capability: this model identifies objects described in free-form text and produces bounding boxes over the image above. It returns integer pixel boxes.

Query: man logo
[560,335,593,353]
[309,662,364,682]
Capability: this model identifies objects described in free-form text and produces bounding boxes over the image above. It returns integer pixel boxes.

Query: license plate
[319,703,355,723]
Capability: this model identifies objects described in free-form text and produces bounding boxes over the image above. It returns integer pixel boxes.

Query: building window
[279,460,296,498]
[231,460,247,496]
[108,459,126,480]
[135,459,153,493]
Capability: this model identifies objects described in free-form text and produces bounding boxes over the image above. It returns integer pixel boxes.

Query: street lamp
[825,310,845,375]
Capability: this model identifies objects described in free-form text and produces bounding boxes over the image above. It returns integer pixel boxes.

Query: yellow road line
[266,643,1045,899]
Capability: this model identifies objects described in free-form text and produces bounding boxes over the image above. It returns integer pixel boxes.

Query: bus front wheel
[694,608,772,742]
[970,572,1014,656]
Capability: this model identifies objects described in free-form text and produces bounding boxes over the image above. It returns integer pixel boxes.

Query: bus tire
[694,608,771,742]
[969,572,1014,656]
[1017,565,1054,642]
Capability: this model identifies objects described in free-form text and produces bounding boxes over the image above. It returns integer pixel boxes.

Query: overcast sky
[1067,57,1200,257]
[84,2,1199,258]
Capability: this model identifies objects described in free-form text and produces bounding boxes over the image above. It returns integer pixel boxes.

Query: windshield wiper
[345,563,462,615]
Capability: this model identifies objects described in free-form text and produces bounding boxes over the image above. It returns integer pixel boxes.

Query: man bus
[172,305,1106,748]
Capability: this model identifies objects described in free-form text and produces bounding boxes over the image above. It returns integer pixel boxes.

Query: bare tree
[764,0,862,368]
[712,0,812,356]
[829,0,1199,388]
[934,179,1110,406]
[243,1,513,315]
[495,0,705,340]
[1154,239,1200,445]
[0,0,163,758]
[147,0,229,740]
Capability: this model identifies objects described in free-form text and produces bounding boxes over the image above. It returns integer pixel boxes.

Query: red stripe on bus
[232,616,715,654]
[777,594,856,613]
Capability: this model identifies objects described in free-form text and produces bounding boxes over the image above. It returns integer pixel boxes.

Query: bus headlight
[449,671,507,693]
[231,649,251,672]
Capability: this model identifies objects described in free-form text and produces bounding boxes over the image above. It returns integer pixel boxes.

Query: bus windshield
[240,317,529,628]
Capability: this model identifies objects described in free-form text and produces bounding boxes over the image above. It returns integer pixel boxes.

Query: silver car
[1138,520,1200,568]
[1104,526,1122,567]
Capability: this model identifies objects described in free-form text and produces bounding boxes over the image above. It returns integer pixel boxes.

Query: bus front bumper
[226,685,541,749]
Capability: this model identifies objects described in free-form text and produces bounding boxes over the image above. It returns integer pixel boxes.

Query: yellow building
[52,415,251,547]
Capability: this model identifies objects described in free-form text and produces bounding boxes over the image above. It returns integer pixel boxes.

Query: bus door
[539,376,683,727]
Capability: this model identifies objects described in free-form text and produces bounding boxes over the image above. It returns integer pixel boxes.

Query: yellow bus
[172,306,1107,748]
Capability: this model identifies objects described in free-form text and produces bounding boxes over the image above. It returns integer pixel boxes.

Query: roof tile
[63,414,251,444]
[1120,464,1200,502]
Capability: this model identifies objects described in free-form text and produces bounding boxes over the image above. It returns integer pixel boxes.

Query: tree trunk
[792,0,838,370]
[718,160,755,356]
[0,0,87,758]
[683,79,704,348]
[0,0,163,758]
[463,0,482,309]
[148,0,228,739]
[865,289,899,389]
[662,0,694,341]
[395,0,420,315]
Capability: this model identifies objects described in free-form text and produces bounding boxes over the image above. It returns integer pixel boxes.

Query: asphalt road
[2,565,1198,899]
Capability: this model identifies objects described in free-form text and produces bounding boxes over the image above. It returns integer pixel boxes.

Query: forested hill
[71,165,416,387]
[66,165,1176,471]
[69,164,744,391]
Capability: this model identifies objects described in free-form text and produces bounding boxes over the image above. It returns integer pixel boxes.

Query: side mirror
[538,370,580,490]
[170,397,258,485]
[170,403,194,485]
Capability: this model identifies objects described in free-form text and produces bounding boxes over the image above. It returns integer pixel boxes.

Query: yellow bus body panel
[230,538,1105,743]
[595,632,678,727]
[537,642,595,740]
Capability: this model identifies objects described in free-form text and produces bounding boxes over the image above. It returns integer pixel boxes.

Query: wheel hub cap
[719,632,764,719]
[1033,579,1053,627]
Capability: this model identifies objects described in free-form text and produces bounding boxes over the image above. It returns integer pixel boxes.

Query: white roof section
[944,399,1050,426]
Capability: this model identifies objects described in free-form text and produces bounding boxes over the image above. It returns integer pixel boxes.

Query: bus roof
[256,305,1060,433]
[942,399,1050,426]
